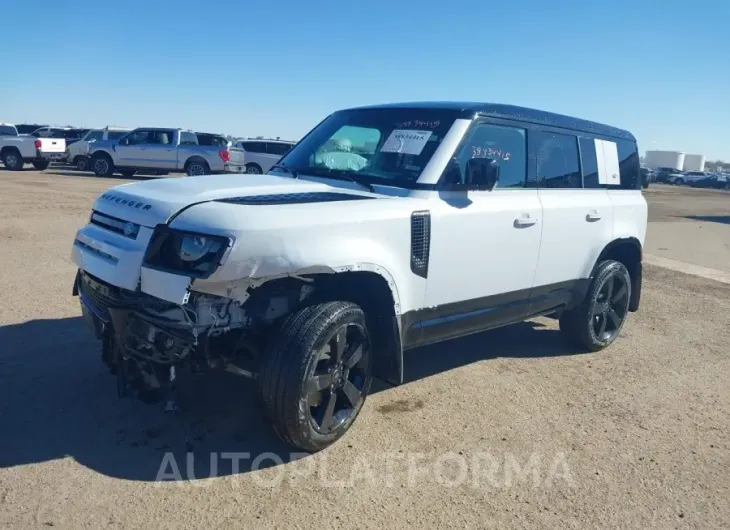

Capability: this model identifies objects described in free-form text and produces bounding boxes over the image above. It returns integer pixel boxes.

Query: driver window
[445,123,526,188]
[126,130,151,145]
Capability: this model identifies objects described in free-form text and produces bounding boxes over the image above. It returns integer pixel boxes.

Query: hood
[91,174,374,226]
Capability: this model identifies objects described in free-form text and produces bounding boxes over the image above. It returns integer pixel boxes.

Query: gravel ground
[0,170,728,529]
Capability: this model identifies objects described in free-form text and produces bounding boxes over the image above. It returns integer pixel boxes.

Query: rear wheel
[185,160,209,176]
[2,148,24,170]
[32,160,50,171]
[674,178,684,186]
[246,163,262,174]
[92,154,115,177]
[259,301,373,452]
[559,260,631,352]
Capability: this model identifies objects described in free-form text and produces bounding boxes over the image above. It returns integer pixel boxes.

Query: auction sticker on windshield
[380,130,433,155]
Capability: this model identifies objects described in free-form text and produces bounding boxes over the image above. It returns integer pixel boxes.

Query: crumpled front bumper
[73,270,195,364]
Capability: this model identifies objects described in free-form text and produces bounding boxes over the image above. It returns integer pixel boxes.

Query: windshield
[107,130,130,140]
[0,125,18,136]
[273,108,460,187]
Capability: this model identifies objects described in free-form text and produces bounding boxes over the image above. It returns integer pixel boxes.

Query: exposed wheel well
[184,157,208,169]
[1,146,20,157]
[249,271,403,385]
[595,238,642,312]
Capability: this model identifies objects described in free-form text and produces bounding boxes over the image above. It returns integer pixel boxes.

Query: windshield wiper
[270,163,299,179]
[308,170,375,193]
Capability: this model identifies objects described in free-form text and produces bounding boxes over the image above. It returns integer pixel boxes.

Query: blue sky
[1,0,728,160]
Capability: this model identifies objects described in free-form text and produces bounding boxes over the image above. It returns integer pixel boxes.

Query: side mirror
[465,158,500,190]
[119,137,129,146]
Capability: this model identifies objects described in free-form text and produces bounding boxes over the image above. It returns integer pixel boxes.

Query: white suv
[68,127,131,171]
[71,102,647,452]
[234,139,295,174]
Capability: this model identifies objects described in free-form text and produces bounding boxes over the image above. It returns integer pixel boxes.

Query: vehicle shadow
[683,215,730,225]
[0,315,584,482]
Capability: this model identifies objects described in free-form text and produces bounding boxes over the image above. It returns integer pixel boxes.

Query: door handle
[514,215,539,228]
[586,211,602,222]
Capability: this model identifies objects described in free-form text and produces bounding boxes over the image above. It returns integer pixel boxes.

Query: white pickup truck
[88,128,246,177]
[0,122,67,170]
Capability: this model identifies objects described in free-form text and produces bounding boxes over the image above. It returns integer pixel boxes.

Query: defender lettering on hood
[99,193,153,211]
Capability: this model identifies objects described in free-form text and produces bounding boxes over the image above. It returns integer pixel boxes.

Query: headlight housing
[143,225,231,279]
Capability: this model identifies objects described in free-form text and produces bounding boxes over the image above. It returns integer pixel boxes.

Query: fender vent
[410,211,431,278]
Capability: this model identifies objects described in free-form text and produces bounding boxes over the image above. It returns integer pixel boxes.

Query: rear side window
[616,140,640,189]
[179,131,198,145]
[529,131,581,188]
[242,142,266,153]
[85,130,104,142]
[0,125,17,136]
[267,142,293,156]
[150,130,175,145]
[578,137,601,189]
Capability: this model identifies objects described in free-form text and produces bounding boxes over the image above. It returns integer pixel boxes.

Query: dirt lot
[0,171,728,529]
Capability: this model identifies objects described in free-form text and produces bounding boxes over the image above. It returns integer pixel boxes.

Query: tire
[185,160,209,176]
[246,163,262,174]
[1,148,24,170]
[259,301,373,452]
[75,156,90,172]
[120,170,136,178]
[559,260,632,352]
[32,160,50,171]
[675,178,684,186]
[92,154,115,177]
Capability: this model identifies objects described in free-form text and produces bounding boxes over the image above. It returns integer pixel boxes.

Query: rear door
[530,131,614,302]
[146,129,177,168]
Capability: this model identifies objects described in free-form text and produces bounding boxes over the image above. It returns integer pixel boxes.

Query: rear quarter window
[615,140,640,190]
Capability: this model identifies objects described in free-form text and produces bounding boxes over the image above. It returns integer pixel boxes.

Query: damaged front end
[73,269,292,405]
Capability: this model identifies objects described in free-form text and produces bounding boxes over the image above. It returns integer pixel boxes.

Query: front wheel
[259,301,373,452]
[92,154,115,177]
[32,160,50,171]
[559,260,632,352]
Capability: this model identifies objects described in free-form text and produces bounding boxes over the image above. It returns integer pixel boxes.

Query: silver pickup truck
[88,128,246,177]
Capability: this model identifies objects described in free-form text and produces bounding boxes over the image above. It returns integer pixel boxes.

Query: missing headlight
[143,225,231,279]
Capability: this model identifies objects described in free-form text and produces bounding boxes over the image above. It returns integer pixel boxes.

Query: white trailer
[644,150,685,170]
[682,154,705,172]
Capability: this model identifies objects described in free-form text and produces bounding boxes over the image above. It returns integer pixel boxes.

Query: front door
[116,129,152,167]
[416,121,543,346]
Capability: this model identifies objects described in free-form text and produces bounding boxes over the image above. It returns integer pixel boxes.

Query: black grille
[217,192,374,205]
[89,211,140,239]
[78,272,176,313]
[410,211,431,278]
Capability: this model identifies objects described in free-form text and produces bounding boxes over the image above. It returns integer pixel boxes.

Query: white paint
[424,190,542,308]
[644,254,730,285]
[140,267,192,304]
[533,189,614,287]
[596,139,620,186]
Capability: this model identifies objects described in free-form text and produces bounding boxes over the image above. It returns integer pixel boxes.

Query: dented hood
[92,174,358,226]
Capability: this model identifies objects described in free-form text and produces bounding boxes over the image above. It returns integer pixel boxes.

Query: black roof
[347,101,635,141]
